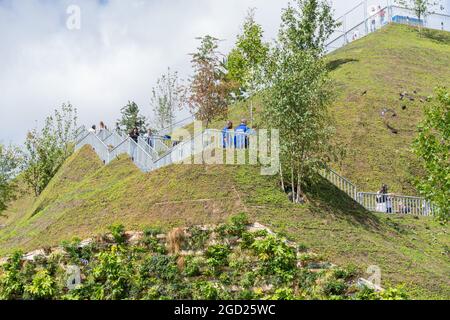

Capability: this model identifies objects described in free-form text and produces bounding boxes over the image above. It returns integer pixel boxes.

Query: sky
[0,0,439,144]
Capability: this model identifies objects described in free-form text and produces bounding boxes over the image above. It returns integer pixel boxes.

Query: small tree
[0,144,22,214]
[413,87,449,222]
[22,103,78,197]
[262,0,338,203]
[396,1,443,27]
[117,101,148,135]
[226,8,269,97]
[186,35,232,128]
[150,68,185,131]
[279,0,339,56]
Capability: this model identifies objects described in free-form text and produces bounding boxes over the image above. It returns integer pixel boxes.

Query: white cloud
[0,0,366,144]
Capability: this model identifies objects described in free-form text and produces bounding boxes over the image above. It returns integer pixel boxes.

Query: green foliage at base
[0,218,408,300]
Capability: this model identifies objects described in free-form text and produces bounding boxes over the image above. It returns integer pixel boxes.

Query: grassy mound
[1,145,449,299]
[202,24,450,194]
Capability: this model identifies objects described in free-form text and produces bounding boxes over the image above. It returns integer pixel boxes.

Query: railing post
[364,0,368,34]
[343,15,348,44]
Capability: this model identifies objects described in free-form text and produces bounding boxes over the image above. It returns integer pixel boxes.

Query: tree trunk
[279,162,285,192]
[291,164,296,203]
[296,169,302,204]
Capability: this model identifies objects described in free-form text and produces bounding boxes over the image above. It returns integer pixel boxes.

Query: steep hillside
[1,146,449,299]
[202,24,450,194]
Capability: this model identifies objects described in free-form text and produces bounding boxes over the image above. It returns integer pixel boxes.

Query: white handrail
[326,4,450,53]
[76,127,438,217]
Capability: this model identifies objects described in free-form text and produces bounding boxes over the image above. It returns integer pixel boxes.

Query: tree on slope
[150,68,185,132]
[22,103,78,197]
[413,87,449,222]
[117,101,148,135]
[396,1,444,23]
[226,8,269,98]
[262,0,339,203]
[279,0,339,56]
[186,35,232,129]
[0,144,22,214]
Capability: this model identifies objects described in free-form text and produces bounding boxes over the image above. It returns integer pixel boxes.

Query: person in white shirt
[88,125,97,134]
[145,128,154,148]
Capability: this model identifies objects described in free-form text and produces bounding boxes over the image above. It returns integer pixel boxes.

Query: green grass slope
[202,24,450,194]
[1,146,449,299]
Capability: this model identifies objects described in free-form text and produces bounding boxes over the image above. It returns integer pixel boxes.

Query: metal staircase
[326,1,450,53]
[75,126,436,217]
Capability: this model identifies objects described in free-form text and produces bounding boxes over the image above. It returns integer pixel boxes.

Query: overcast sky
[0,0,399,144]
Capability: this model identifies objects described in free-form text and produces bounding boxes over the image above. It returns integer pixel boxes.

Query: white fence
[321,168,437,216]
[75,125,437,217]
[326,2,450,53]
[157,115,196,137]
[320,168,359,201]
[357,192,435,216]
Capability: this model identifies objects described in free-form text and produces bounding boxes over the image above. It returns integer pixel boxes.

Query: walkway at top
[326,1,450,53]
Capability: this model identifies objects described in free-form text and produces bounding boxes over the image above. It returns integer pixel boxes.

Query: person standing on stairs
[130,127,140,143]
[376,184,388,213]
[129,127,140,161]
[235,119,250,149]
[378,6,386,26]
[89,125,97,134]
[222,121,233,148]
[98,121,107,139]
[145,128,154,148]
[369,6,377,33]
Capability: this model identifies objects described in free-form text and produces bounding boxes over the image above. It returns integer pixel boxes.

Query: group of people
[222,119,253,149]
[128,127,176,149]
[376,184,393,213]
[376,184,414,214]
[351,5,386,41]
[88,121,108,135]
[369,5,386,33]
[88,121,176,150]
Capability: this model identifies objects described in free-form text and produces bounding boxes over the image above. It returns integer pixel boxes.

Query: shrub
[186,226,211,250]
[333,266,358,281]
[143,236,166,254]
[251,235,296,282]
[229,212,249,236]
[192,281,229,300]
[144,254,180,282]
[205,245,231,273]
[24,269,56,300]
[0,251,25,300]
[269,287,296,300]
[89,245,132,300]
[240,231,255,249]
[322,279,347,297]
[143,227,162,237]
[108,224,126,245]
[355,284,408,300]
[183,256,203,277]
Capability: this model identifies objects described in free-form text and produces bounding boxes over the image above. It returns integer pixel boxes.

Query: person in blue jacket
[222,121,233,148]
[235,119,250,149]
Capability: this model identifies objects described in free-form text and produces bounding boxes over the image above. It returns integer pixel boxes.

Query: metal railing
[357,192,435,216]
[326,2,450,53]
[76,132,110,164]
[320,168,359,201]
[75,126,438,217]
[202,129,256,150]
[102,131,126,151]
[157,115,196,137]
[321,168,436,216]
